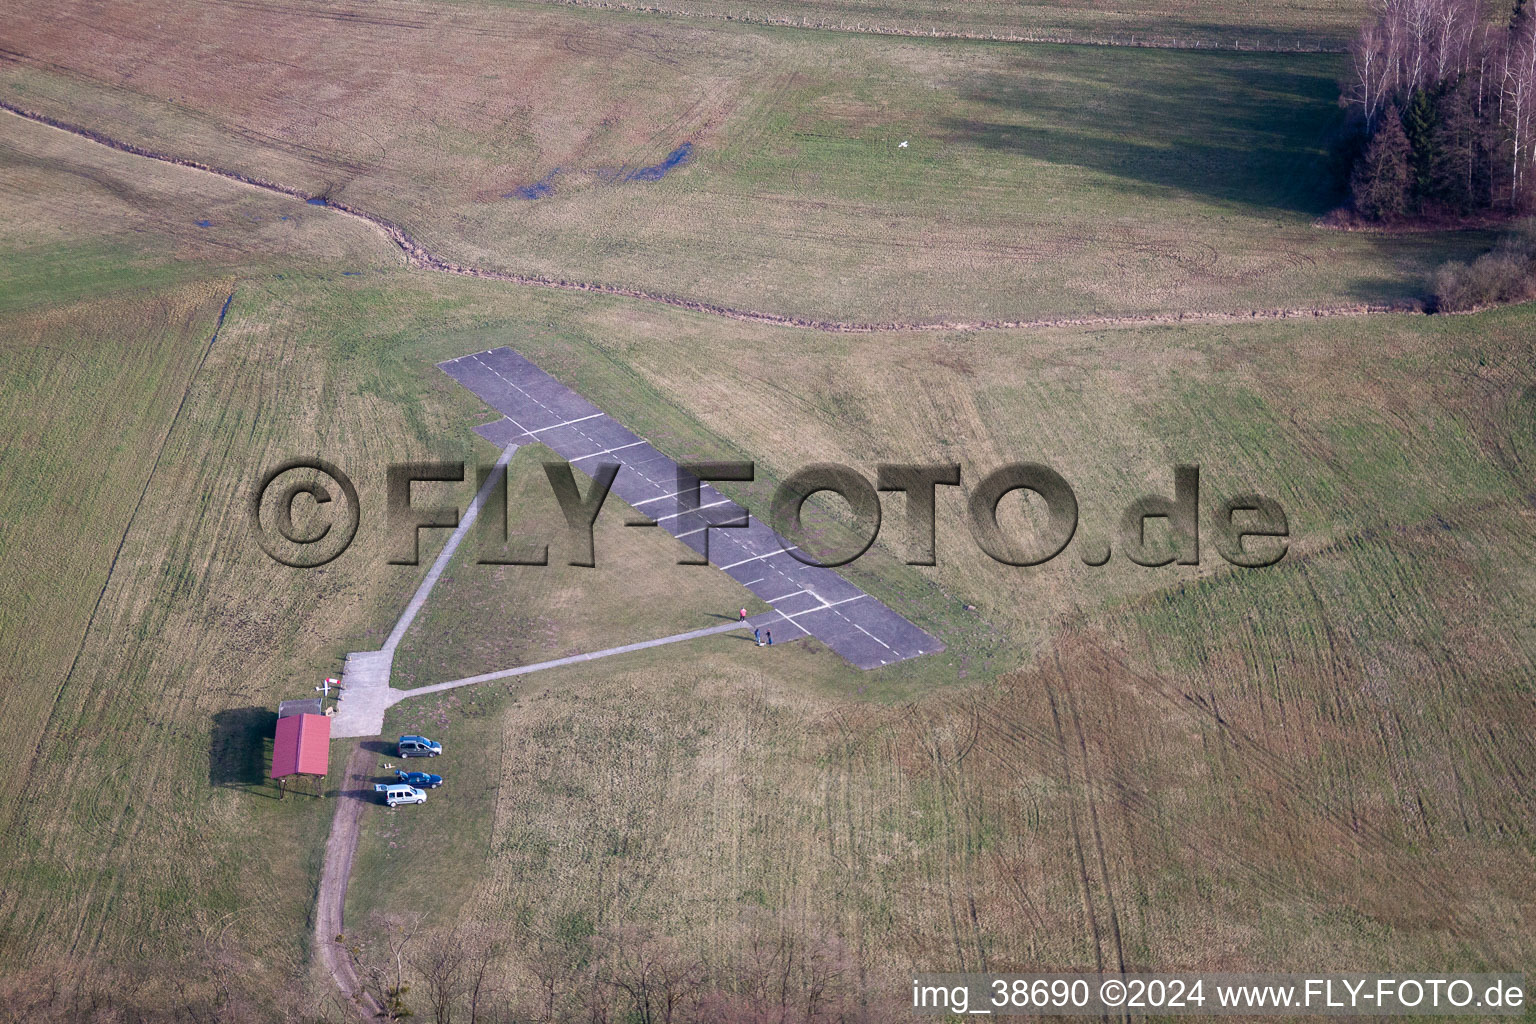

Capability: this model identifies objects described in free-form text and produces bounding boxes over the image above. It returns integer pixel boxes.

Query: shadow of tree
[940,51,1349,216]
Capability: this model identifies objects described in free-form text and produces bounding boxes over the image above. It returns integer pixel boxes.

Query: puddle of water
[307,197,328,206]
[196,219,212,227]
[504,168,561,200]
[625,142,692,182]
[501,144,693,200]
[342,271,361,276]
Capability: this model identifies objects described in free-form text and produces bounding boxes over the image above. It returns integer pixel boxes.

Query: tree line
[1344,0,1536,219]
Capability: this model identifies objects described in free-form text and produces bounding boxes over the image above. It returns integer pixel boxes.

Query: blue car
[395,769,443,789]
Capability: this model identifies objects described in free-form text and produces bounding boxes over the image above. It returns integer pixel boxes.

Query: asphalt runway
[439,346,943,669]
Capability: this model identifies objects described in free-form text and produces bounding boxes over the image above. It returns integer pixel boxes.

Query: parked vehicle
[395,769,443,789]
[374,783,427,807]
[398,734,442,758]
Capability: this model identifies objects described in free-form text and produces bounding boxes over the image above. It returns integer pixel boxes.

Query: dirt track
[2,101,1425,333]
[315,742,382,1021]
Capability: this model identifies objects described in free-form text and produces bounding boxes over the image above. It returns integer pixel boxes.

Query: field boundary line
[2,102,1426,332]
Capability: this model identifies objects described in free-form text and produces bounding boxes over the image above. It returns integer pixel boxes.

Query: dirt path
[316,742,383,1021]
[2,102,1422,333]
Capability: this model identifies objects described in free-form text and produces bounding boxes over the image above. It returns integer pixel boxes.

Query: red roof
[271,713,331,778]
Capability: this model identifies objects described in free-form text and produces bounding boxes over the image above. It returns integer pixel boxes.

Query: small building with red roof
[271,712,331,781]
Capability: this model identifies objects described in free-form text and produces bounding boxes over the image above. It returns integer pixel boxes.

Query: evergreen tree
[1430,83,1479,212]
[1403,87,1442,208]
[1352,105,1414,219]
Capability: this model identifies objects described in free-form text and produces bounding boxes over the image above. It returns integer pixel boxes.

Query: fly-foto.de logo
[250,459,1288,571]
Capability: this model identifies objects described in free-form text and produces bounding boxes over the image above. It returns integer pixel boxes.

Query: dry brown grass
[521,0,1366,50]
[3,22,1533,1018]
[345,298,1536,1017]
[352,593,1532,1015]
[2,0,1496,325]
[0,113,393,276]
[0,138,482,1013]
[5,254,1532,1016]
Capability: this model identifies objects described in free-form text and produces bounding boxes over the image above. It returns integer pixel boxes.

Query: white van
[375,783,427,807]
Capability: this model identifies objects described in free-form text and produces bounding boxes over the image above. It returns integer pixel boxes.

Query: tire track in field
[1067,632,1501,959]
[1054,653,1128,982]
[1042,682,1111,979]
[3,101,1428,333]
[896,700,991,973]
[958,617,1518,968]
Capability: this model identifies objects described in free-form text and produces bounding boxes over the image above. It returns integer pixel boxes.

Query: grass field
[3,0,1495,325]
[390,442,770,689]
[338,294,1536,1017]
[0,265,341,1013]
[0,126,480,1014]
[2,1,1534,1020]
[503,0,1369,49]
